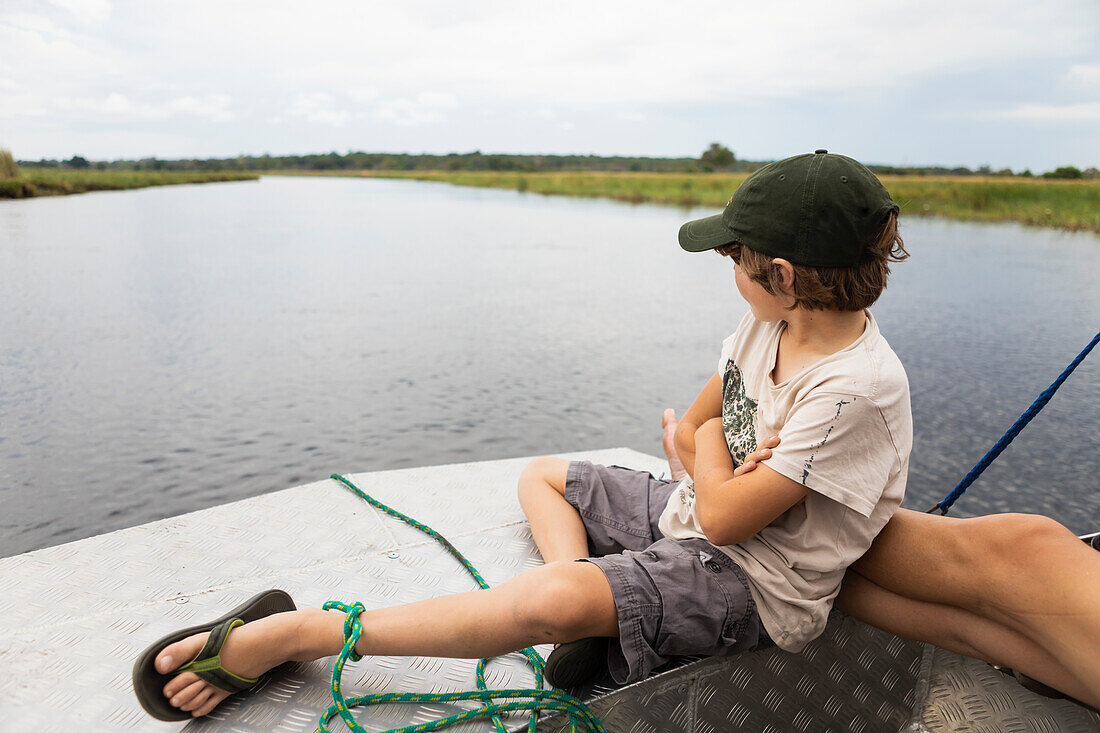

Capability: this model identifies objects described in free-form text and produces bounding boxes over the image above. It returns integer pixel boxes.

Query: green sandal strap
[176,618,260,693]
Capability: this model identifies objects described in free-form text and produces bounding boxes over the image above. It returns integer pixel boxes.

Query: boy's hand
[734,434,780,477]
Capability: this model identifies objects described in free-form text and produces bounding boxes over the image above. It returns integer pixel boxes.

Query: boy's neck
[771,308,868,383]
[781,308,867,350]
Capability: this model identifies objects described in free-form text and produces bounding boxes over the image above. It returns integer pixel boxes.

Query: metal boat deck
[2,449,1097,731]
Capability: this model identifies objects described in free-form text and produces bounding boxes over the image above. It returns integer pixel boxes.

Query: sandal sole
[544,637,610,689]
[132,588,296,721]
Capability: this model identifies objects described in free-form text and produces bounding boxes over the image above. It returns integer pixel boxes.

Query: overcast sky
[2,0,1098,171]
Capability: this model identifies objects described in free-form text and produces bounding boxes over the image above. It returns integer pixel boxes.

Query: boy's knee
[517,456,569,498]
[511,563,609,641]
[967,513,1074,569]
[994,513,1073,554]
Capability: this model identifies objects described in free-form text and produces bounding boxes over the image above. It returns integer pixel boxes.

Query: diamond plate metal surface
[3,449,1097,733]
[0,449,664,733]
[532,612,926,733]
[918,647,1100,733]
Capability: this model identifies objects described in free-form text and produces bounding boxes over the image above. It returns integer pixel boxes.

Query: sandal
[132,589,297,720]
[544,637,610,689]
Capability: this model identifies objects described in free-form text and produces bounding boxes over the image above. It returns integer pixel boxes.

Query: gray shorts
[565,461,768,684]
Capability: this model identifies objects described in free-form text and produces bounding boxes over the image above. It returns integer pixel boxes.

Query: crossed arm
[674,371,808,546]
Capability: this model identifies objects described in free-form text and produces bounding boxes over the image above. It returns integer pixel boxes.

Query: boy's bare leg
[852,508,1100,702]
[517,457,591,563]
[838,566,1098,707]
[157,559,618,717]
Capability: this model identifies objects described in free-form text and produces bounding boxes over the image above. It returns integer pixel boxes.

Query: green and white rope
[318,473,604,733]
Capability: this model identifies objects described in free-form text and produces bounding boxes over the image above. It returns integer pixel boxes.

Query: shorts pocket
[648,541,734,658]
[708,565,759,653]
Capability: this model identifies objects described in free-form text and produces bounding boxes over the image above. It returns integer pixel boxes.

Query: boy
[138,150,912,719]
[526,149,912,685]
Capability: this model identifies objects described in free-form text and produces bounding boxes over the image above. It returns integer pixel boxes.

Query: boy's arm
[674,371,723,480]
[693,417,808,546]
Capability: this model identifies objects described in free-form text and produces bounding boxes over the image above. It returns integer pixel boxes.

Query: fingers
[732,435,780,477]
[744,437,778,463]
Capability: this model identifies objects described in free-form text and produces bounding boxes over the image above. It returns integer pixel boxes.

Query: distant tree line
[15,146,1098,179]
[21,151,707,174]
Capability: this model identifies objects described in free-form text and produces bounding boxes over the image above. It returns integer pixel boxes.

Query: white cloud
[95,92,134,115]
[167,94,234,122]
[47,0,111,24]
[348,87,379,103]
[180,0,1091,108]
[999,102,1100,121]
[375,92,457,126]
[1066,64,1100,89]
[0,10,120,90]
[56,93,162,119]
[0,79,47,118]
[288,93,349,126]
[2,12,72,39]
[54,92,235,122]
[3,0,1098,166]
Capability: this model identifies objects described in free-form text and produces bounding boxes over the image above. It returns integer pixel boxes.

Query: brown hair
[717,211,908,311]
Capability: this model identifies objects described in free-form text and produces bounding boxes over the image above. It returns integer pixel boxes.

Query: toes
[661,408,677,429]
[181,686,215,713]
[192,689,231,717]
[163,671,199,699]
[170,679,207,709]
[156,632,206,674]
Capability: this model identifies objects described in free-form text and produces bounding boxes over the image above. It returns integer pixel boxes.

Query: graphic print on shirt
[722,359,759,466]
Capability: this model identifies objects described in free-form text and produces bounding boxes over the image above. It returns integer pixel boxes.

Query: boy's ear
[771,258,796,292]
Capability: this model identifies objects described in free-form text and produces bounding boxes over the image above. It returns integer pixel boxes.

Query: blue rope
[928,330,1099,515]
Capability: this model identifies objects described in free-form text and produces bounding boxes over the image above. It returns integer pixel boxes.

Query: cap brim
[678,213,737,252]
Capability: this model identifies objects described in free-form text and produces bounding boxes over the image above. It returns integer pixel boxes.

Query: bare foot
[661,408,688,481]
[155,609,314,717]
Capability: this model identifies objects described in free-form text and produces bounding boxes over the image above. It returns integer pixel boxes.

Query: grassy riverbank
[0,169,259,199]
[273,170,1100,232]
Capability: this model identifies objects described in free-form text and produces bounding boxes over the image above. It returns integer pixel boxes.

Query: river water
[1,176,1097,557]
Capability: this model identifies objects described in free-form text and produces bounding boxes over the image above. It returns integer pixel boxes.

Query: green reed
[0,169,259,199]
[286,170,1099,232]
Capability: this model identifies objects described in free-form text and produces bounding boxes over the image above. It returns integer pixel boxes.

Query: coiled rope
[928,330,1099,515]
[318,473,605,733]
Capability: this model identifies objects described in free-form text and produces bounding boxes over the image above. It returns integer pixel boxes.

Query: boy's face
[733,260,788,322]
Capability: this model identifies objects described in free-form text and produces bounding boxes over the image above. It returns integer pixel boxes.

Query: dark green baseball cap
[678,149,898,267]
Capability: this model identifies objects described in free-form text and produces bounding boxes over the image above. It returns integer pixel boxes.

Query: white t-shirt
[658,311,912,652]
